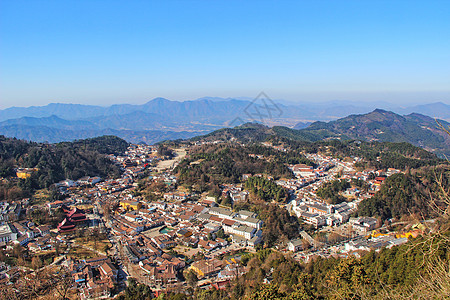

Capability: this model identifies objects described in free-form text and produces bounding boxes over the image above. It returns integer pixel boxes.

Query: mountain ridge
[0,98,449,146]
[190,109,450,157]
[1,98,449,122]
[0,124,206,144]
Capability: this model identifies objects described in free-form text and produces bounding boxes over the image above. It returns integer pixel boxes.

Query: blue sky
[1,0,449,108]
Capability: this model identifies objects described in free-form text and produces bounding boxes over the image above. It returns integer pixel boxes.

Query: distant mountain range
[191,110,450,157]
[0,97,449,144]
[0,124,204,145]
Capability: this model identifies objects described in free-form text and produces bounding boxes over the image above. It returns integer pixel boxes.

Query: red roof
[57,218,76,232]
[209,216,223,223]
[222,219,236,226]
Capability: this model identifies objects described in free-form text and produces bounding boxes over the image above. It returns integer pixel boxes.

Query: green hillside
[0,135,128,200]
[190,110,450,157]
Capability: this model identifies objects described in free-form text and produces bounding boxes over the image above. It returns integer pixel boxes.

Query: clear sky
[1,0,449,109]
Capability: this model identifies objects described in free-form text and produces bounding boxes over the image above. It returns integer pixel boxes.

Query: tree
[103,243,111,254]
[31,256,43,270]
[185,269,199,289]
[216,228,226,239]
[54,269,74,300]
[246,284,285,300]
[119,277,154,300]
[328,232,344,244]
[302,239,311,250]
[12,243,23,258]
[54,242,61,256]
[221,194,233,207]
[316,179,349,204]
[245,176,288,203]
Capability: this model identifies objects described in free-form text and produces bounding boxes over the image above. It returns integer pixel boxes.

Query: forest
[357,165,450,221]
[174,143,303,193]
[0,135,128,200]
[232,201,300,247]
[279,138,444,170]
[315,179,350,204]
[245,176,288,203]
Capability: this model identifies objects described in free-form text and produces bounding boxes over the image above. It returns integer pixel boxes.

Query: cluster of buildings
[284,153,401,230]
[201,207,263,246]
[276,160,334,191]
[109,199,263,253]
[103,197,261,289]
[0,220,54,251]
[293,200,354,228]
[0,140,411,297]
[221,184,249,203]
[149,173,178,187]
[54,176,102,194]
[112,144,158,167]
[69,256,119,299]
[0,200,23,224]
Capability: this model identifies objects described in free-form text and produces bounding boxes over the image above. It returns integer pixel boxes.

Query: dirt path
[155,148,186,172]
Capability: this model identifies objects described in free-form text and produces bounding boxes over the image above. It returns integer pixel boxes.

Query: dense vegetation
[299,109,450,157]
[283,139,444,170]
[192,109,450,158]
[191,122,445,171]
[357,165,450,221]
[245,176,288,203]
[190,123,274,143]
[157,144,175,158]
[60,135,129,155]
[315,178,369,205]
[175,143,306,192]
[0,135,127,200]
[234,202,300,247]
[155,226,449,300]
[117,278,154,300]
[315,179,350,204]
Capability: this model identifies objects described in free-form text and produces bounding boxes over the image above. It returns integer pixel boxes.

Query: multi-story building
[0,224,17,244]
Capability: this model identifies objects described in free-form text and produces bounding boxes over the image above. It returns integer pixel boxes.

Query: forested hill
[357,165,450,221]
[190,123,275,143]
[187,127,444,172]
[189,110,450,157]
[301,109,450,156]
[0,135,128,200]
[58,135,129,155]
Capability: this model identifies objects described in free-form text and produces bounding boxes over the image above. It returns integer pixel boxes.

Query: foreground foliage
[357,165,450,221]
[180,226,449,300]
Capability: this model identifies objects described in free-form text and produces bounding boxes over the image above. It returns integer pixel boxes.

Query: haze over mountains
[0,97,449,146]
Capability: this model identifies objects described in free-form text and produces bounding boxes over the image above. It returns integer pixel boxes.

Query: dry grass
[67,246,98,260]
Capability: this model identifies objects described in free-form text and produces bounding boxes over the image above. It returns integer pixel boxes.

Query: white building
[287,238,304,252]
[223,223,258,240]
[0,224,17,244]
[349,217,378,234]
[209,207,237,220]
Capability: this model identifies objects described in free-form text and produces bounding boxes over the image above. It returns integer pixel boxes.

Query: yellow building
[16,168,38,179]
[189,259,223,278]
[119,200,141,211]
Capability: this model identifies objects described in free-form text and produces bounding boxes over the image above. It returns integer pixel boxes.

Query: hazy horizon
[0,92,449,110]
